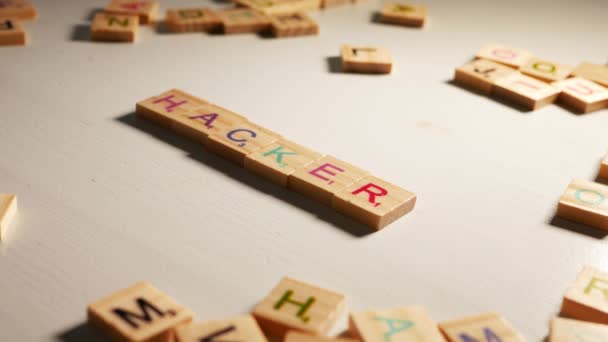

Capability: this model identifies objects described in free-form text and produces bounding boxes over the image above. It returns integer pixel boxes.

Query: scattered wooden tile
[341,45,392,74]
[288,155,370,206]
[439,313,524,342]
[0,17,24,46]
[476,44,534,68]
[332,175,416,229]
[378,3,426,27]
[285,331,358,342]
[252,277,347,338]
[572,62,608,88]
[599,154,608,180]
[176,315,267,342]
[234,0,321,16]
[269,12,319,38]
[91,13,139,42]
[165,8,221,33]
[0,0,36,20]
[453,59,517,95]
[88,282,194,342]
[136,89,209,129]
[105,0,159,25]
[217,8,271,34]
[561,266,608,324]
[557,179,608,231]
[519,57,573,82]
[349,306,445,342]
[550,317,608,342]
[0,194,17,241]
[321,0,350,8]
[206,122,281,166]
[492,72,560,110]
[552,77,608,113]
[173,103,248,144]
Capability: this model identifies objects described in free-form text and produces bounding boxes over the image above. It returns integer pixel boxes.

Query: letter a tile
[176,315,267,342]
[87,282,194,342]
[561,266,608,324]
[438,313,524,342]
[557,179,608,231]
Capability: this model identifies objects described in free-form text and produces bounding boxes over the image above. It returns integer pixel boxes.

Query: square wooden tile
[438,313,524,342]
[0,17,24,46]
[0,194,17,241]
[285,331,358,342]
[172,102,248,145]
[165,8,221,33]
[600,154,608,180]
[550,317,608,342]
[341,45,392,74]
[252,277,347,338]
[91,13,139,42]
[573,62,608,88]
[245,139,323,187]
[476,44,534,68]
[332,175,416,229]
[379,3,426,27]
[106,0,159,25]
[288,155,370,206]
[217,8,271,34]
[87,282,194,342]
[176,315,267,342]
[349,306,445,342]
[552,77,608,113]
[206,122,281,166]
[492,72,560,110]
[561,266,608,324]
[0,0,36,20]
[269,12,319,38]
[454,59,517,95]
[520,57,573,83]
[557,179,608,231]
[136,89,209,129]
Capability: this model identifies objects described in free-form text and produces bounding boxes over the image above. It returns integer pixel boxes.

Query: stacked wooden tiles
[87,277,527,342]
[0,0,37,46]
[90,0,160,42]
[136,89,416,230]
[454,44,608,113]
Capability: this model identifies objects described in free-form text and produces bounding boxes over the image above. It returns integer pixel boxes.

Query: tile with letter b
[285,331,358,342]
[349,306,445,342]
[561,266,608,324]
[492,72,560,110]
[87,282,194,342]
[165,8,221,33]
[172,102,247,144]
[106,0,159,25]
[341,45,392,74]
[252,277,347,338]
[217,8,271,34]
[0,17,24,46]
[136,89,209,129]
[91,13,139,42]
[573,62,608,88]
[438,313,524,342]
[176,315,267,342]
[379,3,426,28]
[476,44,533,68]
[0,194,17,241]
[556,179,608,231]
[0,0,36,20]
[269,12,319,38]
[552,77,608,113]
[519,57,573,83]
[206,122,281,166]
[453,59,517,96]
[550,317,608,342]
[332,175,416,230]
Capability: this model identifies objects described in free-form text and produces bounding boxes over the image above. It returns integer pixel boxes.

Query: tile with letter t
[176,315,267,342]
[269,12,319,38]
[0,194,17,241]
[561,266,608,324]
[206,122,281,166]
[0,17,24,46]
[438,313,524,342]
[492,72,560,110]
[136,89,209,130]
[252,277,347,338]
[217,8,271,34]
[87,282,194,342]
[165,8,221,33]
[552,77,608,113]
[91,13,139,43]
[0,0,37,20]
[341,45,392,74]
[379,3,426,28]
[454,59,517,96]
[285,331,359,342]
[556,179,608,231]
[476,44,533,68]
[573,62,608,88]
[106,0,159,25]
[550,317,608,342]
[349,306,445,342]
[519,57,573,83]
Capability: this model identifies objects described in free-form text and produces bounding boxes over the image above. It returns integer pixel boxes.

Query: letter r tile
[561,266,608,324]
[438,313,524,342]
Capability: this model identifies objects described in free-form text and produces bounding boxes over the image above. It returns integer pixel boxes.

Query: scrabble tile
[476,44,534,68]
[556,179,608,231]
[599,154,608,180]
[91,13,139,43]
[0,0,36,20]
[288,155,370,206]
[136,89,209,129]
[0,17,24,46]
[217,8,271,34]
[552,77,608,113]
[88,282,194,342]
[252,277,347,338]
[0,194,17,241]
[453,59,517,95]
[378,3,426,27]
[165,8,221,33]
[550,317,608,342]
[269,13,319,38]
[573,62,608,88]
[349,306,445,342]
[332,175,416,229]
[172,103,248,144]
[206,122,281,166]
[106,0,159,25]
[176,315,267,342]
[321,0,350,9]
[285,331,358,342]
[519,58,573,83]
[561,266,608,324]
[341,45,392,74]
[244,139,323,187]
[438,313,524,342]
[492,72,560,110]
[234,0,322,16]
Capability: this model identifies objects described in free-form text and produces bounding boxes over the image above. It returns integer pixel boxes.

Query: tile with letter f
[561,266,608,324]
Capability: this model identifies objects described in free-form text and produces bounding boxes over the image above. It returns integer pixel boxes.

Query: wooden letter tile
[573,62,608,88]
[453,59,517,95]
[0,17,24,46]
[552,77,608,113]
[285,331,358,342]
[341,45,392,74]
[550,317,608,342]
[349,306,445,342]
[206,122,281,166]
[176,315,267,342]
[269,13,319,38]
[332,175,416,230]
[600,154,608,180]
[288,155,369,206]
[557,179,608,231]
[519,57,573,82]
[252,277,347,338]
[438,313,524,342]
[379,3,426,27]
[561,266,608,324]
[492,72,560,110]
[217,8,271,34]
[321,0,350,9]
[476,44,533,68]
[136,89,209,129]
[0,0,36,20]
[105,0,159,25]
[244,139,323,187]
[91,13,139,42]
[88,282,194,342]
[234,0,321,16]
[0,194,17,241]
[165,8,221,33]
[173,103,247,144]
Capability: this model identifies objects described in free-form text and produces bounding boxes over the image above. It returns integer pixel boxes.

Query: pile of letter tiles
[0,0,37,46]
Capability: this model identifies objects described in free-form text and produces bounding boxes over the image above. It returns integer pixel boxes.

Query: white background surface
[1,0,608,341]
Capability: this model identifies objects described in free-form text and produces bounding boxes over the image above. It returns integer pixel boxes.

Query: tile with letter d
[285,331,358,342]
[379,3,426,27]
[454,59,517,95]
[476,44,533,68]
[252,277,347,338]
[172,102,247,145]
[91,13,139,42]
[550,317,608,342]
[136,89,209,129]
[573,62,608,88]
[492,72,560,110]
[0,0,36,20]
[0,194,17,241]
[557,179,608,231]
[0,17,24,46]
[217,8,271,34]
[176,315,267,342]
[519,57,572,83]
[552,77,608,113]
[438,313,524,342]
[106,0,159,25]
[561,266,608,324]
[165,8,221,33]
[206,122,281,166]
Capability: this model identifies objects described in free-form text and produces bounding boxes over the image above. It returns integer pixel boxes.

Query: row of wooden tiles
[454,44,608,113]
[136,89,416,230]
